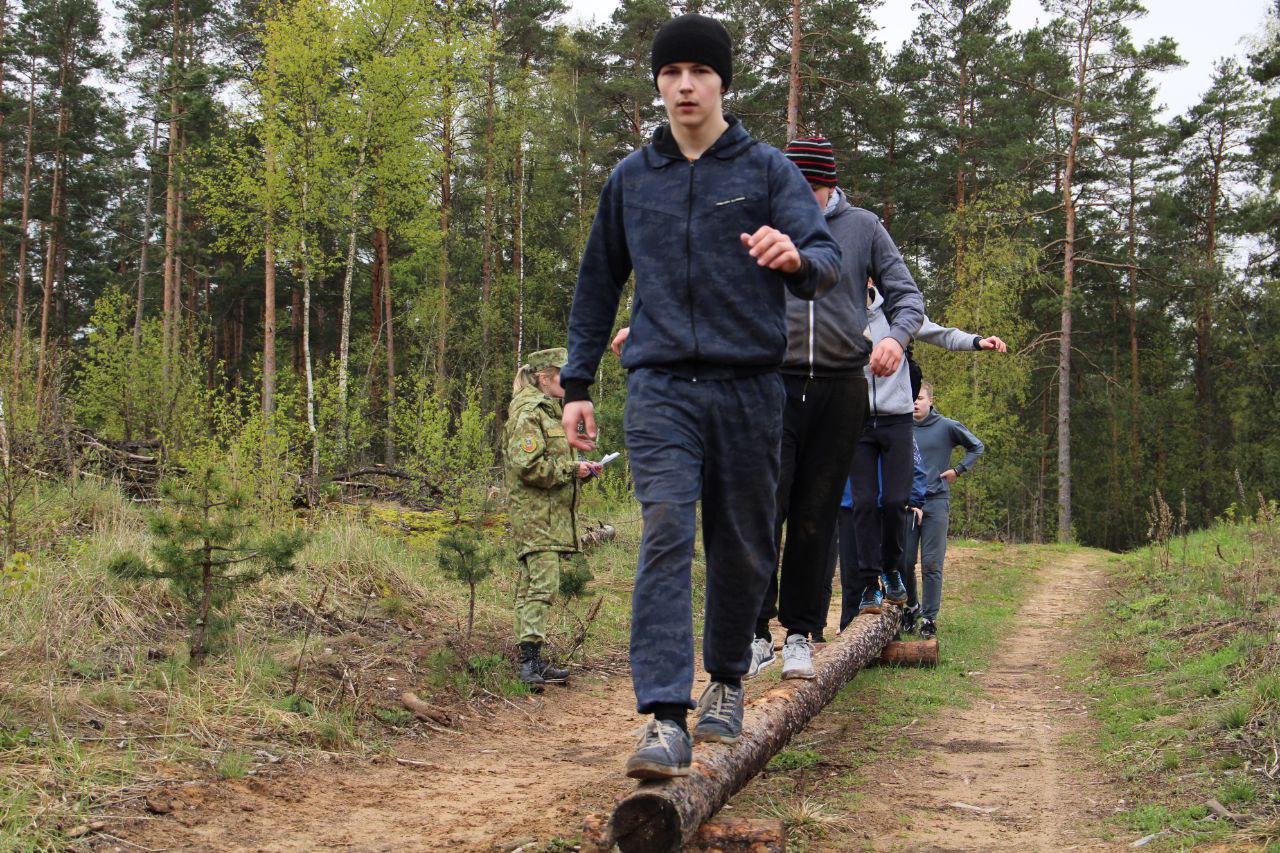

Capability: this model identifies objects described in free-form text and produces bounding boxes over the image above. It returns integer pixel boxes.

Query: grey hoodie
[913,408,985,499]
[865,287,987,417]
[781,188,923,376]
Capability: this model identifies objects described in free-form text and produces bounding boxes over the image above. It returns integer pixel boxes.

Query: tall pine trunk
[36,59,70,402]
[435,101,453,388]
[12,57,34,393]
[786,0,801,140]
[135,116,159,352]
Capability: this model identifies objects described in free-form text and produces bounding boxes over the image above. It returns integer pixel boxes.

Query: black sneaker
[692,681,745,744]
[625,718,692,780]
[919,618,937,639]
[882,571,908,606]
[858,585,884,616]
[901,603,921,634]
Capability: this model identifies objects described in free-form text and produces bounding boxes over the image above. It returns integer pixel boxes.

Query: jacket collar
[644,114,753,168]
[916,408,941,427]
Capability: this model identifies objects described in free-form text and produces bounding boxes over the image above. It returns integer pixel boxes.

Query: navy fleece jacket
[562,116,842,402]
[914,408,985,499]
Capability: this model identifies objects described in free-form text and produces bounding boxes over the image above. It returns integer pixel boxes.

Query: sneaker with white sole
[624,718,692,780]
[781,633,815,680]
[745,636,776,679]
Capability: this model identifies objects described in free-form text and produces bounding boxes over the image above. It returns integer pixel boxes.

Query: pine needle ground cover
[1069,500,1280,849]
[0,484,643,849]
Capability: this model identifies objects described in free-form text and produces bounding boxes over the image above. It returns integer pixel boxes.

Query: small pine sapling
[436,526,497,641]
[109,465,307,665]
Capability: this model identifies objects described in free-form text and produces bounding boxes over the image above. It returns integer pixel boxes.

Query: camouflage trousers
[515,550,566,643]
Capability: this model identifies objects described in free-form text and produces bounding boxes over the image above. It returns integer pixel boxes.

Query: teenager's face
[811,184,832,208]
[914,389,932,421]
[656,62,724,130]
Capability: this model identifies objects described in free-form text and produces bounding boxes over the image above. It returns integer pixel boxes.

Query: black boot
[532,643,570,685]
[518,642,545,693]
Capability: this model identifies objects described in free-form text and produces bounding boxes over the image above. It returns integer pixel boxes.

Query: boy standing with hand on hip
[559,13,841,779]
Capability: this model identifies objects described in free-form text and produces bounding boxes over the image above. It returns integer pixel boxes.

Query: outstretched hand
[978,336,1008,353]
[740,226,801,274]
[562,401,597,452]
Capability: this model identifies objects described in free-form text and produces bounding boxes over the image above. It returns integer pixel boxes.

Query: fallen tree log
[595,606,900,853]
[582,815,784,853]
[878,638,938,667]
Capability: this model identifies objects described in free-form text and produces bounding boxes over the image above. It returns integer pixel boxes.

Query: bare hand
[562,401,597,452]
[739,226,801,274]
[941,469,958,485]
[869,337,904,377]
[577,461,603,479]
[978,336,1008,353]
[611,327,630,356]
[911,506,924,525]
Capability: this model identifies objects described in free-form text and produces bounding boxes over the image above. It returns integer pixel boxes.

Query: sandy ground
[844,550,1121,851]
[108,548,1119,852]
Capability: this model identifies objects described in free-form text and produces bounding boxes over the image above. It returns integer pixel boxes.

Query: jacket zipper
[803,302,814,402]
[686,159,699,379]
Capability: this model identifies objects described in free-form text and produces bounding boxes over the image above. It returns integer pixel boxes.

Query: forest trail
[848,549,1120,851]
[114,549,1118,851]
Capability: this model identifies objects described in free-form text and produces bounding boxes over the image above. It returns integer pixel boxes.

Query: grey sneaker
[624,718,692,780]
[692,681,745,744]
[745,636,776,679]
[781,633,815,680]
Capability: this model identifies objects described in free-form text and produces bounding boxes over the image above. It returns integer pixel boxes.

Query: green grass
[1068,501,1280,847]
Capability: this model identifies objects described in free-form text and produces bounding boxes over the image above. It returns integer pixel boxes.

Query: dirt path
[846,550,1120,851]
[119,660,650,851]
[115,549,1117,851]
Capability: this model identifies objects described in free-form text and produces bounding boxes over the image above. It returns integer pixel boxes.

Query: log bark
[878,638,938,668]
[583,815,784,853]
[601,607,899,852]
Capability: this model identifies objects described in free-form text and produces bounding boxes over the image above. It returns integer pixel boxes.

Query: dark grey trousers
[903,495,950,621]
[624,368,785,713]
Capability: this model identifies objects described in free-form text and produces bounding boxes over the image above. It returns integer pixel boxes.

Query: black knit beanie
[650,13,733,90]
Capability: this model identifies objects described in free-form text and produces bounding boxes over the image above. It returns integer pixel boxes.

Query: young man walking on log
[559,14,841,780]
[906,381,985,639]
[749,137,923,680]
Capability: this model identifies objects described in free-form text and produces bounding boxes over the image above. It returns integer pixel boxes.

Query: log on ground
[601,606,900,853]
[878,638,938,667]
[581,815,784,853]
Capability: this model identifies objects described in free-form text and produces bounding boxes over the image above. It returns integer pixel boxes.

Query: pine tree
[108,465,307,665]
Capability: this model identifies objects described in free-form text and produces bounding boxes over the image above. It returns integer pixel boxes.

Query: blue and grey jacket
[780,188,923,377]
[562,116,842,402]
[913,408,985,499]
[865,287,988,418]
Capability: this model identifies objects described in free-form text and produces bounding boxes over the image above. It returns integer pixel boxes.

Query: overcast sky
[562,0,1276,119]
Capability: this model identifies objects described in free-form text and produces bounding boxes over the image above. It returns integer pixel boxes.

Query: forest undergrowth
[0,479,641,849]
[1070,491,1280,849]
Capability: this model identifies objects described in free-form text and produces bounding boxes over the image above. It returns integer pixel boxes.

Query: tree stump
[878,638,938,667]
[594,606,900,853]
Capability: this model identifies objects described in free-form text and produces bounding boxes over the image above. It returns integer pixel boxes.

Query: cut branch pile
[330,465,443,510]
[72,429,166,499]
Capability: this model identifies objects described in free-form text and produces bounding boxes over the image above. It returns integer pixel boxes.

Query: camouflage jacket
[504,386,579,558]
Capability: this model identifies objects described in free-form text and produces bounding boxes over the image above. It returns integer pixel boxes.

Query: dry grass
[0,484,642,848]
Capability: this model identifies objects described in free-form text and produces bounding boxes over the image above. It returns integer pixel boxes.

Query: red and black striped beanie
[784,137,837,186]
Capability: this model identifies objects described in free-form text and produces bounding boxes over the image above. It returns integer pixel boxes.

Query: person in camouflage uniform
[504,347,602,691]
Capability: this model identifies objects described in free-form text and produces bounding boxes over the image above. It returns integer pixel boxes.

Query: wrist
[973,335,982,350]
[563,379,592,405]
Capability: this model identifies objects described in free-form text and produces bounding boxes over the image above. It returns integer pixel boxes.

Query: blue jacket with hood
[562,116,842,402]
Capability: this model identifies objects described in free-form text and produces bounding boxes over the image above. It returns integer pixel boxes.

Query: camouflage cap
[527,347,568,373]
